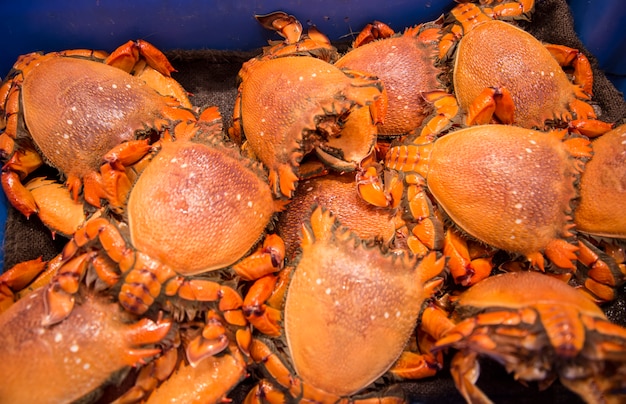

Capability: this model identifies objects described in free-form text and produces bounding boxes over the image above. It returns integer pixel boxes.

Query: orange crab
[229,12,387,201]
[0,39,196,236]
[275,171,399,260]
[573,123,626,302]
[334,18,451,145]
[0,286,173,403]
[42,108,286,366]
[432,0,612,136]
[244,206,448,403]
[432,271,626,404]
[360,124,592,286]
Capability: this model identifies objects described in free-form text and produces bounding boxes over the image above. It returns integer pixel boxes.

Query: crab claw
[255,11,303,44]
[105,39,176,77]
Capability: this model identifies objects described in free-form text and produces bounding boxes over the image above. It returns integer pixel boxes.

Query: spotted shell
[127,137,275,275]
[424,124,578,256]
[21,57,170,179]
[276,172,396,259]
[0,288,168,403]
[575,124,626,238]
[284,207,426,396]
[236,56,383,197]
[454,20,577,128]
[335,29,441,135]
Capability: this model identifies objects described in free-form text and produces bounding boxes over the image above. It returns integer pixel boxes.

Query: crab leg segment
[242,274,282,337]
[1,147,45,217]
[465,86,515,126]
[0,257,47,313]
[577,239,626,302]
[481,0,535,19]
[356,163,403,208]
[231,233,286,281]
[112,345,180,404]
[444,228,493,287]
[255,11,303,44]
[418,91,460,141]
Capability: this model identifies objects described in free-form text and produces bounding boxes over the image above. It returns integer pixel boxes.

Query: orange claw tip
[42,286,75,326]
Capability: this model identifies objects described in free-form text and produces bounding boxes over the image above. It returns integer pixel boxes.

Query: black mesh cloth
[2,0,625,402]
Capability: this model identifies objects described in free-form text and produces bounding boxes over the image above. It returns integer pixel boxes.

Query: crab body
[454,20,577,128]
[384,124,589,281]
[335,21,443,137]
[44,114,285,365]
[0,40,195,236]
[246,207,446,402]
[232,55,384,199]
[424,125,577,256]
[434,271,626,404]
[127,131,275,275]
[0,287,172,403]
[432,1,612,137]
[574,123,626,301]
[22,57,169,182]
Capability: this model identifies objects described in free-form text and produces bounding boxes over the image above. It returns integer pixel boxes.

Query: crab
[0,286,173,403]
[573,123,626,302]
[0,39,197,237]
[41,108,286,366]
[431,0,613,137]
[432,271,626,404]
[359,124,592,286]
[229,13,387,201]
[334,17,452,147]
[243,206,448,403]
[275,171,399,260]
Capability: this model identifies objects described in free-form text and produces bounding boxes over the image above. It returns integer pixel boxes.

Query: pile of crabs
[0,0,625,403]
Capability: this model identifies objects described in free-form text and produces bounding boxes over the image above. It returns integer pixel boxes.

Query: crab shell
[127,136,276,275]
[0,288,171,403]
[235,56,383,198]
[335,26,441,135]
[145,345,247,403]
[454,20,580,128]
[276,172,397,260]
[576,123,626,238]
[21,57,174,180]
[284,207,429,397]
[438,271,626,403]
[422,125,578,258]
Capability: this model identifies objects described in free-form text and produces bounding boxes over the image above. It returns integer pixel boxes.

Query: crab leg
[418,91,460,141]
[231,233,286,281]
[544,43,593,98]
[0,257,48,313]
[577,238,626,302]
[1,146,44,217]
[444,228,494,287]
[465,86,515,126]
[242,274,283,337]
